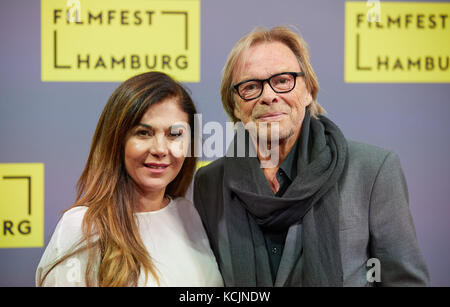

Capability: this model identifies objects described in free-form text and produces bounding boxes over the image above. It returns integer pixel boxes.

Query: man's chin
[255,128,293,145]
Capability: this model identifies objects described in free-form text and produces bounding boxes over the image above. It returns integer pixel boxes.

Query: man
[193,26,429,286]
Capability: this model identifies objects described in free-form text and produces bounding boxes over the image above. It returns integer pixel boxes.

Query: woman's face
[124,97,190,195]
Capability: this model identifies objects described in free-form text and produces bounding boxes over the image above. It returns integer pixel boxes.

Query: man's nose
[259,81,278,105]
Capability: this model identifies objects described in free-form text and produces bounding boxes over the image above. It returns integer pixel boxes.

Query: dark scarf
[223,109,348,286]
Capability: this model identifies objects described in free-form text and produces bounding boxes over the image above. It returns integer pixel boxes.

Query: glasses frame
[233,71,305,101]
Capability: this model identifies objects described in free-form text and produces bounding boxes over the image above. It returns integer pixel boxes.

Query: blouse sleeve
[35,206,91,287]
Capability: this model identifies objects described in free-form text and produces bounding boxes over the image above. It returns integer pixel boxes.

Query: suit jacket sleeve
[369,152,429,286]
[193,166,213,242]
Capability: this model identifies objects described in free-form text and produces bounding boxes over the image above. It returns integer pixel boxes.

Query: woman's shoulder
[171,197,196,212]
[61,205,88,219]
[170,197,203,222]
[59,206,88,230]
[52,206,88,250]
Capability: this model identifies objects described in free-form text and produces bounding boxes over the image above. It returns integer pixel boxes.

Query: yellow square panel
[0,163,44,248]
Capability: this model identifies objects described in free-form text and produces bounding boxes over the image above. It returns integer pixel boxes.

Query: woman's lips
[144,163,170,174]
[256,112,286,121]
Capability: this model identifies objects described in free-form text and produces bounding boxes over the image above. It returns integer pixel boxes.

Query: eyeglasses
[233,71,305,101]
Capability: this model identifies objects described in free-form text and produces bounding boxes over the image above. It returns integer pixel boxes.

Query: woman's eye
[169,129,183,138]
[136,130,150,137]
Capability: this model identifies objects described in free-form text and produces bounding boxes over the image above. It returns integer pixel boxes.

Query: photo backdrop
[1,0,449,286]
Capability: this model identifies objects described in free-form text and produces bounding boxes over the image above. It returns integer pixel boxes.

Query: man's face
[232,41,312,143]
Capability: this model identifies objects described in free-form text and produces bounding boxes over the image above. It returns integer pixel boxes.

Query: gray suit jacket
[194,140,429,286]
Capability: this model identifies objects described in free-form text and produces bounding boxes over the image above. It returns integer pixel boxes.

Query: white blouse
[36,197,223,287]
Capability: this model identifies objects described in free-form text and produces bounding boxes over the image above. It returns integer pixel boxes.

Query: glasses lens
[270,73,295,92]
[238,80,262,100]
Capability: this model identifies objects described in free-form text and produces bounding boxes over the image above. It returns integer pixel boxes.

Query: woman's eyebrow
[169,124,186,130]
[138,123,186,131]
[138,123,152,129]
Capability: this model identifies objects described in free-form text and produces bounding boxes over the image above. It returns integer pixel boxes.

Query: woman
[36,72,223,287]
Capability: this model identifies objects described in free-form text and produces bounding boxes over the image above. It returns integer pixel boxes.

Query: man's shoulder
[344,139,402,181]
[196,157,226,179]
[194,158,227,193]
[193,158,227,217]
[338,140,405,204]
[347,139,393,165]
